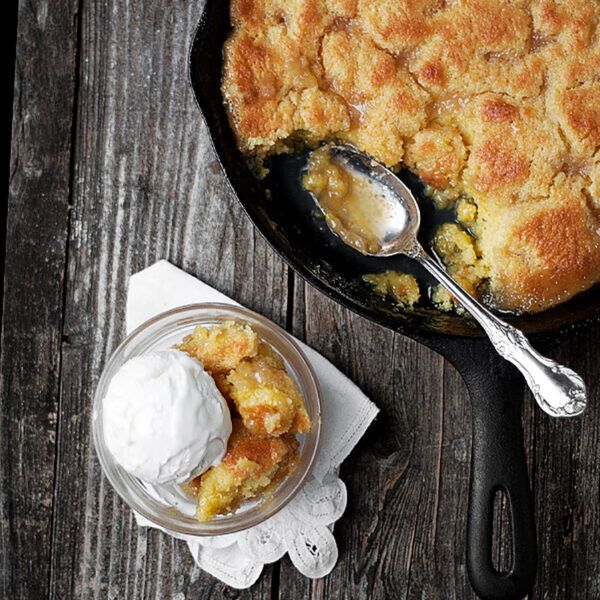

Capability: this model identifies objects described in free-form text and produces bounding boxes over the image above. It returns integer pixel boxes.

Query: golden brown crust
[405,126,466,188]
[461,94,566,204]
[175,321,258,373]
[183,419,300,521]
[548,81,600,156]
[480,176,600,312]
[223,0,600,312]
[469,140,530,194]
[480,98,520,123]
[227,347,311,437]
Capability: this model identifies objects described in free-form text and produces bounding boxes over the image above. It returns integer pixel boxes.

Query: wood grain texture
[533,330,600,600]
[4,0,600,598]
[1,1,79,598]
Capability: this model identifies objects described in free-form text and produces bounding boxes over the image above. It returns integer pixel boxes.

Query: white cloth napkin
[126,260,378,587]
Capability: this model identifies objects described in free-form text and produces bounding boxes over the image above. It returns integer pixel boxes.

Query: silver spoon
[307,146,586,417]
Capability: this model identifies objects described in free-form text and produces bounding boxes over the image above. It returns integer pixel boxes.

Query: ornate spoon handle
[413,247,586,417]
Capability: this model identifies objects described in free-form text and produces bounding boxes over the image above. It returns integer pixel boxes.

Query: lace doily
[136,471,347,588]
[187,471,346,587]
[127,261,379,588]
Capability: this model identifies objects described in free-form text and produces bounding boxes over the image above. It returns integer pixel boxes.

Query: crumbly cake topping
[222,0,600,313]
[177,322,311,521]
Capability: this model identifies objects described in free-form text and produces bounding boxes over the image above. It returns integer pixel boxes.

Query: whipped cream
[103,349,232,485]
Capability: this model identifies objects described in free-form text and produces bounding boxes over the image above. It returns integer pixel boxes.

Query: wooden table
[3,1,600,598]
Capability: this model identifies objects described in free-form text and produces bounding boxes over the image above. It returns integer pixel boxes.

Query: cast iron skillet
[189,4,600,599]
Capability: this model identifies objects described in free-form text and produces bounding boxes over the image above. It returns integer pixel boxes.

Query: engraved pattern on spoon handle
[413,247,587,417]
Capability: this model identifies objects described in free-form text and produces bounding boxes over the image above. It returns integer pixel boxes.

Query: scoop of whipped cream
[103,349,231,485]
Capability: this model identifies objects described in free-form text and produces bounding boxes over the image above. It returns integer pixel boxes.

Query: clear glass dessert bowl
[92,303,322,536]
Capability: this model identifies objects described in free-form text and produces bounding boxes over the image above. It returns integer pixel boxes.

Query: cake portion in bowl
[221,0,600,313]
[182,418,300,521]
[177,321,311,521]
[177,321,311,438]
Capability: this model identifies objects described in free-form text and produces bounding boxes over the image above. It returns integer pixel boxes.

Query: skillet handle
[466,371,537,600]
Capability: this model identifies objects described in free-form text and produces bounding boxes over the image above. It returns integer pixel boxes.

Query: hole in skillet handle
[491,488,514,576]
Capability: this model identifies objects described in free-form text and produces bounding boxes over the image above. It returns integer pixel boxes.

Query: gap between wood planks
[45,0,85,598]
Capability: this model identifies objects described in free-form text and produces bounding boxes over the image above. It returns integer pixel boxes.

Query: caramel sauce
[302,145,405,254]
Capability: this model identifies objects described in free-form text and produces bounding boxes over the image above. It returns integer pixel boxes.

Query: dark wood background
[3,1,599,598]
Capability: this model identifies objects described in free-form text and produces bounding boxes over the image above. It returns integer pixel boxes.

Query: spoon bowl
[326,146,422,257]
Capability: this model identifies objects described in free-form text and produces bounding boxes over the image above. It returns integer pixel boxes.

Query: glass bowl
[92,303,322,536]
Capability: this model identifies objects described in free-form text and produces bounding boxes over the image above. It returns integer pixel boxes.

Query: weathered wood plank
[532,325,600,600]
[47,1,286,598]
[0,0,80,597]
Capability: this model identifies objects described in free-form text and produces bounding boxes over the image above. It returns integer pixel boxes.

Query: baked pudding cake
[177,321,311,521]
[182,418,300,521]
[221,0,600,313]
